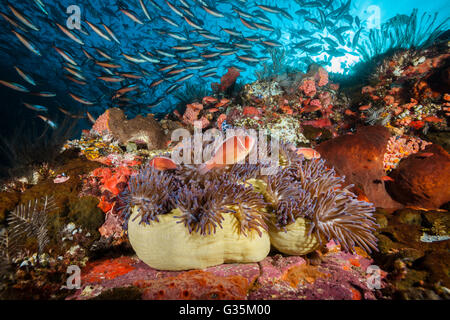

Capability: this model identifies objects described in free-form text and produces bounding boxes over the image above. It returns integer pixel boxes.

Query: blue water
[0,0,448,126]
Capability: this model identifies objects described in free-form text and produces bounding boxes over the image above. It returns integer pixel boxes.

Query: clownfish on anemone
[151,137,321,173]
[148,156,178,171]
[199,135,256,174]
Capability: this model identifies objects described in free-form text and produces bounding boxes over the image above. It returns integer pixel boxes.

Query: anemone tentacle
[119,165,177,230]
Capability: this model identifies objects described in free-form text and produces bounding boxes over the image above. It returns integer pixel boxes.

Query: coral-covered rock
[182,102,203,126]
[383,135,432,172]
[249,250,383,300]
[257,255,306,286]
[372,207,450,298]
[315,66,329,87]
[141,270,249,300]
[91,166,131,197]
[95,108,168,150]
[386,144,450,209]
[216,114,227,129]
[81,256,136,284]
[68,250,384,300]
[317,126,402,208]
[92,111,110,135]
[299,79,316,97]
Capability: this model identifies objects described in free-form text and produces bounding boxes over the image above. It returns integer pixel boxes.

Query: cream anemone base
[269,217,320,255]
[127,208,270,271]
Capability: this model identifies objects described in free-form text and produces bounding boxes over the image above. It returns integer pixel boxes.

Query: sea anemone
[174,178,268,237]
[122,137,378,255]
[308,188,378,253]
[174,182,226,235]
[222,182,269,237]
[284,156,379,253]
[259,170,314,229]
[120,165,177,229]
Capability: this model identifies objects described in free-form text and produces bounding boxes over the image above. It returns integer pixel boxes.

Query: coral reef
[353,44,449,135]
[0,39,448,300]
[384,135,432,172]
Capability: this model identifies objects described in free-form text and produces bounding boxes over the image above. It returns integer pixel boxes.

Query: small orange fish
[301,104,321,113]
[208,108,219,113]
[381,176,394,182]
[148,157,178,171]
[216,98,230,108]
[202,96,218,104]
[345,109,356,116]
[423,116,443,123]
[359,104,371,111]
[199,135,256,174]
[296,148,321,160]
[417,152,434,158]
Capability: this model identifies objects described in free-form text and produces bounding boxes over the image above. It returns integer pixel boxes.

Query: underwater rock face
[317,126,401,209]
[373,208,449,298]
[67,248,382,300]
[127,209,270,271]
[141,270,249,300]
[94,108,168,150]
[250,251,381,300]
[386,144,450,209]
